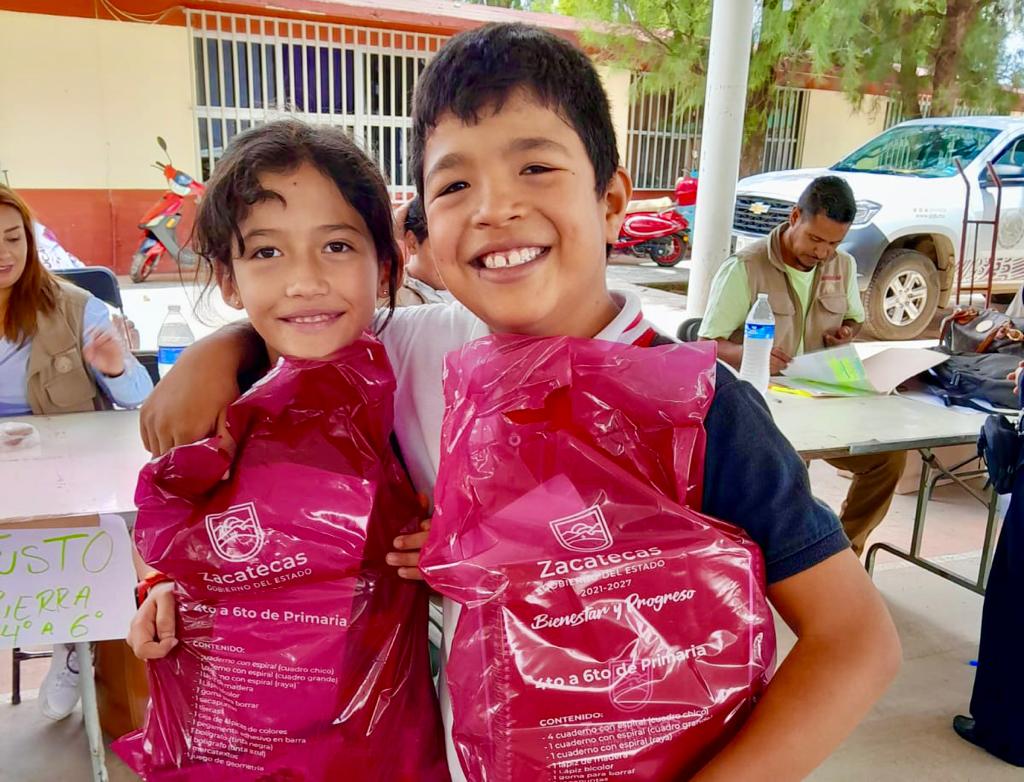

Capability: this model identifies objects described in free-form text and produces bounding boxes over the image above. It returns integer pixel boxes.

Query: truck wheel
[863,248,939,340]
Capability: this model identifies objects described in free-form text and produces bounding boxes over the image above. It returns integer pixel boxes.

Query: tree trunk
[739,82,773,178]
[898,12,922,119]
[739,127,767,178]
[931,0,986,116]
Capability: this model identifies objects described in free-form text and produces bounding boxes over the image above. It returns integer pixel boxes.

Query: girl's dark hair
[194,119,400,326]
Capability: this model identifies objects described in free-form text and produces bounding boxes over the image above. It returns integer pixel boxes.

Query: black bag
[940,308,1024,355]
[921,352,1021,411]
[976,377,1024,494]
[978,413,1024,494]
[920,307,1024,411]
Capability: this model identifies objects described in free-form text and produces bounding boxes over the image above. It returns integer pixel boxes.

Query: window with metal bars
[187,10,442,197]
[626,76,809,188]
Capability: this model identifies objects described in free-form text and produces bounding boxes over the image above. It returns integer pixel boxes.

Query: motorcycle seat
[625,196,674,214]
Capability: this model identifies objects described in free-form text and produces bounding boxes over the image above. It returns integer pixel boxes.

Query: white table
[2,410,149,520]
[769,391,1001,595]
[2,409,149,782]
[769,392,991,460]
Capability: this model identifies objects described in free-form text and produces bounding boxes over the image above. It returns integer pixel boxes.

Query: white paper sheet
[777,344,948,396]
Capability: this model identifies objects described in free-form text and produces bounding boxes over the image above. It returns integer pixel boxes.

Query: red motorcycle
[613,175,697,268]
[129,137,206,282]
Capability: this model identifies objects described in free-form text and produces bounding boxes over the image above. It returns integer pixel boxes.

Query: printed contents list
[187,652,340,771]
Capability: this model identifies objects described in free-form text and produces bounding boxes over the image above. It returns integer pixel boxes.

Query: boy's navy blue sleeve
[702,365,850,584]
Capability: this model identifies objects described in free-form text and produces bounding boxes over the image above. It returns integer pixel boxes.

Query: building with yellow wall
[0,0,951,273]
[1,0,617,273]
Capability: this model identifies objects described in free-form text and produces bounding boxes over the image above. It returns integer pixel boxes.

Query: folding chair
[134,351,160,386]
[55,267,132,347]
[10,647,54,705]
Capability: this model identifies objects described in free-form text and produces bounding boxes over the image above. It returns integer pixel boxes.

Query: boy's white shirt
[379,289,654,781]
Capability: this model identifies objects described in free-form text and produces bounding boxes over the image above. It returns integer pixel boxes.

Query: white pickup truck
[732,116,1024,339]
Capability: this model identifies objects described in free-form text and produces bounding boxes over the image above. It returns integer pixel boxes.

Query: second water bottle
[738,293,775,395]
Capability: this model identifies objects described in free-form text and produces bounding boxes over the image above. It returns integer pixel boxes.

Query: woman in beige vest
[0,185,152,416]
[0,184,153,722]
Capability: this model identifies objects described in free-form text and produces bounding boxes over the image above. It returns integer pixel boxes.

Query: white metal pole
[78,642,109,781]
[687,0,755,317]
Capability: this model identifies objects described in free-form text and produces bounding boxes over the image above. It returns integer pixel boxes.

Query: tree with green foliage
[840,0,1024,119]
[561,1,870,175]
[559,1,1024,176]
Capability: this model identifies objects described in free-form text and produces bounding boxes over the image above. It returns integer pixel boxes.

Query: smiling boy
[132,24,900,781]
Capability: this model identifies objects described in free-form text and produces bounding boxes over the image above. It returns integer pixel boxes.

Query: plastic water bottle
[156,305,195,378]
[738,293,775,395]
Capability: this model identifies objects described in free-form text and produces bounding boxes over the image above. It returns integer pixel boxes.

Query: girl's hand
[83,326,126,377]
[127,581,178,660]
[387,519,431,580]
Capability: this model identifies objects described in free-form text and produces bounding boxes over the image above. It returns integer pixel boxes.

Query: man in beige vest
[699,176,906,555]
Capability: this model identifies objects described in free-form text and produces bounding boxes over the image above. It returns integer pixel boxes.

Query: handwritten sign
[0,515,137,648]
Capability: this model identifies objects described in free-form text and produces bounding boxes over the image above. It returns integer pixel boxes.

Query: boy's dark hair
[797,176,857,225]
[403,196,428,243]
[411,23,619,198]
[194,119,400,322]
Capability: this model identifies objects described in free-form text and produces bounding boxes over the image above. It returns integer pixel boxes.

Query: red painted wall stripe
[19,189,196,276]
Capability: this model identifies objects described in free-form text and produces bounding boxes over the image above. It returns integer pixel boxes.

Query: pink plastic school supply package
[114,336,449,782]
[422,335,776,781]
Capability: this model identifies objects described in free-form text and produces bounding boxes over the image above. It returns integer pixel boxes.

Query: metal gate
[186,10,446,197]
[626,76,808,188]
[626,75,703,191]
[761,86,807,173]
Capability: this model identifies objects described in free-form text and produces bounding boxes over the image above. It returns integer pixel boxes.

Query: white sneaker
[38,644,82,721]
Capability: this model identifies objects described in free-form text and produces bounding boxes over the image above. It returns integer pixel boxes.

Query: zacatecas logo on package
[609,656,655,712]
[539,506,662,580]
[206,502,266,562]
[548,506,613,552]
[199,502,310,591]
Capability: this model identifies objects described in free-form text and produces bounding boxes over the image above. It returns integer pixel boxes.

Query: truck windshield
[832,125,999,178]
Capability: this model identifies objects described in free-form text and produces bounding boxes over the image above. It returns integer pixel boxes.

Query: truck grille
[733,196,793,235]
